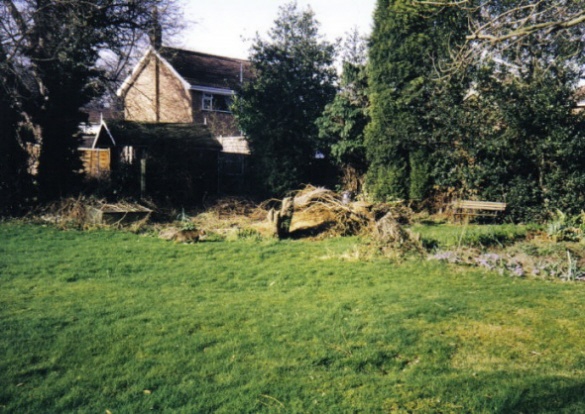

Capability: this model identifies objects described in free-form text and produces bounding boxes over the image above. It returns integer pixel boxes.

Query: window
[202,93,213,111]
[202,93,233,113]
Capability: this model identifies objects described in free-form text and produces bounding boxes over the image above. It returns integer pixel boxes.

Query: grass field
[2,222,585,413]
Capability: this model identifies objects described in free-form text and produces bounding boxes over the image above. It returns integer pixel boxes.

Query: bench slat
[455,201,506,210]
[458,203,506,208]
[458,206,506,211]
[452,200,507,217]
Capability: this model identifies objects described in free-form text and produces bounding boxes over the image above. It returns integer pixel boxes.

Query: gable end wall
[124,55,193,123]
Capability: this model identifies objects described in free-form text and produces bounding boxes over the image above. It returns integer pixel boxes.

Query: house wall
[124,55,193,123]
[191,91,241,137]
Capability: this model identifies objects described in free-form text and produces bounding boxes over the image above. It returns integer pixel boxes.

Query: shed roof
[91,121,222,151]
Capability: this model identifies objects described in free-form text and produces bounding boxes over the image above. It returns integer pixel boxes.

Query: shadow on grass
[418,219,444,226]
[438,373,585,413]
[288,222,335,239]
[502,379,585,413]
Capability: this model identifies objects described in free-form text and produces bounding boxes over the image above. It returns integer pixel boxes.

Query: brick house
[80,46,252,199]
[115,46,253,194]
[118,47,251,193]
[117,46,252,138]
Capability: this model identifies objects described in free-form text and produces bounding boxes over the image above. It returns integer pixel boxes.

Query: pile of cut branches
[288,186,373,237]
[267,186,418,249]
[29,196,153,230]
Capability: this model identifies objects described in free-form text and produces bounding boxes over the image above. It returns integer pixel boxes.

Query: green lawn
[2,223,585,413]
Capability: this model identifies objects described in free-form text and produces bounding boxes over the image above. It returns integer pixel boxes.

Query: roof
[117,47,252,97]
[159,47,252,90]
[82,107,122,124]
[89,121,222,151]
[79,134,98,149]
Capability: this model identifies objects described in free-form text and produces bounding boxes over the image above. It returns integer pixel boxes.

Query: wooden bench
[452,200,507,218]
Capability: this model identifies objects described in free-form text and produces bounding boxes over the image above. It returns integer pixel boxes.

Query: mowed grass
[412,223,531,249]
[2,223,585,413]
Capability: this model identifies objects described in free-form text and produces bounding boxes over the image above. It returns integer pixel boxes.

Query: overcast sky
[171,0,377,59]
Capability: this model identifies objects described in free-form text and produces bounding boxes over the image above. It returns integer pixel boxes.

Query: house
[80,46,253,200]
[117,46,251,136]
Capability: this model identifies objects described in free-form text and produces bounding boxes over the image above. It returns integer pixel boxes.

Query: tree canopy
[233,1,337,196]
[317,29,369,193]
[0,0,181,203]
[365,0,585,219]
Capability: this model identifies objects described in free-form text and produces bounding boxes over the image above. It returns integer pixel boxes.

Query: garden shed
[80,120,222,202]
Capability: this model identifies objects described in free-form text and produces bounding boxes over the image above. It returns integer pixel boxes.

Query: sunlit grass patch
[451,321,537,370]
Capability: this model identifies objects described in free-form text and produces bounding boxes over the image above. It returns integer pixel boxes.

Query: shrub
[409,150,431,201]
[546,210,585,242]
[366,162,408,201]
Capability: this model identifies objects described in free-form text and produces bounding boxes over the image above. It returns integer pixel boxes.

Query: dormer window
[202,93,233,113]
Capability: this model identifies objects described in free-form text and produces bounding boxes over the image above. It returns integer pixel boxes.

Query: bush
[546,210,585,242]
[409,150,431,201]
[366,162,408,201]
[504,176,544,223]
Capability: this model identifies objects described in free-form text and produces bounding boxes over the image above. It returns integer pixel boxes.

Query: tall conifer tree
[365,0,465,201]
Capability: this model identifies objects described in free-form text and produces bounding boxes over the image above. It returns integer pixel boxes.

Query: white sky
[171,0,377,60]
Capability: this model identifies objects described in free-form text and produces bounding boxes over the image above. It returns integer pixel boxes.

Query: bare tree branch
[420,0,585,80]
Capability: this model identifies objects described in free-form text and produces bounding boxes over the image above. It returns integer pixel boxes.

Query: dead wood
[267,196,295,239]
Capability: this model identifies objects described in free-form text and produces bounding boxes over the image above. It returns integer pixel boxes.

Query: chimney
[149,7,162,50]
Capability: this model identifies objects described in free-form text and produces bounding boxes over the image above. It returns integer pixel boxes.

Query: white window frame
[194,85,235,113]
[202,93,213,111]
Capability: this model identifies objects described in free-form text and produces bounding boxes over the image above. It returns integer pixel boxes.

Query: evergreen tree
[365,0,466,201]
[317,29,369,192]
[234,2,336,196]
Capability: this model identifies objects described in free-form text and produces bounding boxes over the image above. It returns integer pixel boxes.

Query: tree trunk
[267,196,294,239]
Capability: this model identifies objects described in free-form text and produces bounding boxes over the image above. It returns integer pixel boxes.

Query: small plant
[563,250,579,282]
[546,210,584,242]
[237,227,262,241]
[506,259,525,277]
[431,251,461,264]
[181,221,196,231]
[176,208,190,222]
[176,208,196,231]
[475,253,504,272]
